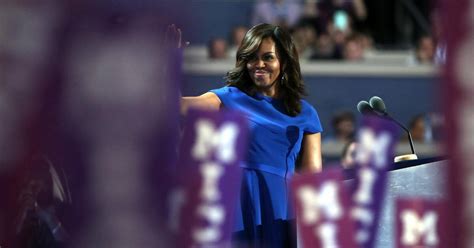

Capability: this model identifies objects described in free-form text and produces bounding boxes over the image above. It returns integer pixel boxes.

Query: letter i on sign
[350,116,399,248]
[175,109,248,248]
[291,168,358,248]
[396,198,448,248]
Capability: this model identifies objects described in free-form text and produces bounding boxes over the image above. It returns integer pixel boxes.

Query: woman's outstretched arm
[163,25,221,115]
[180,92,222,115]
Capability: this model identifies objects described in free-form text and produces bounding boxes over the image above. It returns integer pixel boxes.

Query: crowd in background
[202,0,446,167]
[323,110,445,168]
[203,0,445,167]
[207,0,443,65]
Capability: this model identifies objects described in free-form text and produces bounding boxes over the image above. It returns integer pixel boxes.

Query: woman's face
[246,37,281,94]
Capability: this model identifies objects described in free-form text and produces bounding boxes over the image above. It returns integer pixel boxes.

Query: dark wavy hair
[225,23,306,116]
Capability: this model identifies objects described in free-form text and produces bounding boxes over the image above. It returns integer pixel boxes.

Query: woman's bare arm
[180,92,222,115]
[165,25,221,114]
[300,132,323,173]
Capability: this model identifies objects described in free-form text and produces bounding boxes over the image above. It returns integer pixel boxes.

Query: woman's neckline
[254,92,280,102]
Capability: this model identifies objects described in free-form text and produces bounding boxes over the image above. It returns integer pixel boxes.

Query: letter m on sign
[176,109,248,247]
[291,169,358,248]
[396,198,448,248]
[191,119,239,163]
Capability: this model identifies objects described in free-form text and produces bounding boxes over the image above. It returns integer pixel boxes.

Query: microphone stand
[382,113,416,155]
[380,112,418,162]
[357,97,418,162]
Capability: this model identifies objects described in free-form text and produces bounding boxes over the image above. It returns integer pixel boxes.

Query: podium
[294,157,447,248]
[341,157,447,247]
[376,157,447,247]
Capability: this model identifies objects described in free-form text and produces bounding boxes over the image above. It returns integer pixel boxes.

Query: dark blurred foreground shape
[0,0,187,247]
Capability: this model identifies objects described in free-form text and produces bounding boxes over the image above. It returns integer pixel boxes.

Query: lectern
[375,157,447,247]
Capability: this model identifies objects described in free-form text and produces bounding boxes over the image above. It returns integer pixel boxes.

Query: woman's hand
[181,93,221,115]
[164,24,189,49]
[163,24,221,116]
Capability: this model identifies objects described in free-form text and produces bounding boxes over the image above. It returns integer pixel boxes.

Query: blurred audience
[406,112,444,144]
[208,37,228,60]
[301,0,319,20]
[324,111,356,144]
[316,0,367,34]
[343,33,365,61]
[192,0,444,64]
[310,32,341,60]
[431,7,446,65]
[434,38,447,65]
[426,112,445,142]
[340,140,357,169]
[295,0,372,62]
[394,0,433,48]
[415,35,436,64]
[230,25,248,49]
[15,157,70,247]
[343,33,364,61]
[357,32,374,54]
[228,25,249,57]
[185,0,445,61]
[291,23,318,59]
[403,113,442,144]
[408,114,427,143]
[251,0,303,30]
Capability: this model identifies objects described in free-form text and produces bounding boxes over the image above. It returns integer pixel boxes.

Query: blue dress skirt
[210,86,323,248]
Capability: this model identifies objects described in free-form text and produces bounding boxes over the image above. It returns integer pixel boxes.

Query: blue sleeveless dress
[210,86,323,247]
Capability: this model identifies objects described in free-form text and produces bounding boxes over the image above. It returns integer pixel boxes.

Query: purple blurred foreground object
[1,3,185,246]
[396,198,448,248]
[172,109,249,248]
[58,13,181,248]
[350,116,399,248]
[291,168,357,248]
[0,2,67,246]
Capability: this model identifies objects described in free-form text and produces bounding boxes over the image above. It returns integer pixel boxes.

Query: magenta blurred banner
[396,198,448,248]
[0,1,186,247]
[350,116,399,248]
[291,168,357,248]
[172,109,248,248]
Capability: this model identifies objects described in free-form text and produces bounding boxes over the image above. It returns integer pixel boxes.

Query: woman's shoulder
[300,99,318,114]
[299,99,323,132]
[210,85,242,95]
[209,85,248,106]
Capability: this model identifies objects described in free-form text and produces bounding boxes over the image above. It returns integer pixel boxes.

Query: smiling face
[246,37,281,96]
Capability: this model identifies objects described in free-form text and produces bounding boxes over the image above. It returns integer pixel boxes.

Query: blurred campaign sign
[291,169,357,248]
[350,116,399,248]
[396,198,448,248]
[0,2,67,246]
[65,27,179,248]
[31,10,180,247]
[0,1,189,248]
[173,109,248,247]
[444,0,474,245]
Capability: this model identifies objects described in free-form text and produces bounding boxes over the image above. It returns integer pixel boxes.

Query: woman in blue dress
[181,23,323,247]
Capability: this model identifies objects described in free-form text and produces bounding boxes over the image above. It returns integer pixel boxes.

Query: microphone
[356,100,376,115]
[358,96,418,162]
[368,96,387,114]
